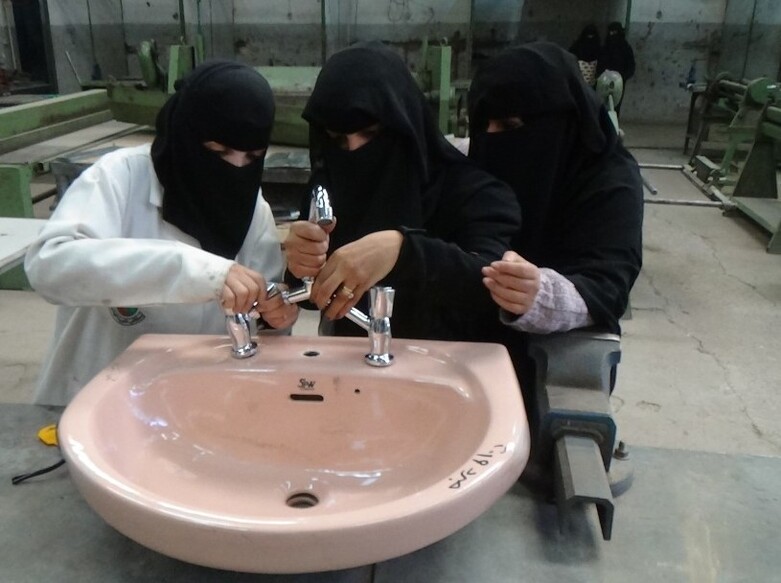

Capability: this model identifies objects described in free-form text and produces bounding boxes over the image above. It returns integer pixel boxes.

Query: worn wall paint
[0,1,9,70]
[37,0,780,123]
[720,0,781,81]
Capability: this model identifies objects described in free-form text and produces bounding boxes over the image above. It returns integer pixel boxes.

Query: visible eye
[203,141,229,154]
[357,124,382,141]
[500,117,523,130]
[486,117,523,133]
[326,130,349,149]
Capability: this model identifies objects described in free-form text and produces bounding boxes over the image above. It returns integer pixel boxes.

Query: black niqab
[468,42,643,333]
[302,41,465,253]
[598,22,636,82]
[570,24,601,62]
[151,60,275,259]
[299,41,521,340]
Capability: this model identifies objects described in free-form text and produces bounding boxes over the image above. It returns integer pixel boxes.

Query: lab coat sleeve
[25,152,234,307]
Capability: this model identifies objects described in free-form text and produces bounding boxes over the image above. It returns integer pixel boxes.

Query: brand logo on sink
[298,378,316,390]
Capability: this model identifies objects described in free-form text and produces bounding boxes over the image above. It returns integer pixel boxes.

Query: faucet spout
[226,312,257,359]
[361,286,395,367]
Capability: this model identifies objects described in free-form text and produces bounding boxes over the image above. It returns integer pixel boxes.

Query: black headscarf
[302,41,465,253]
[570,24,601,63]
[151,60,275,259]
[299,41,520,340]
[598,22,636,82]
[468,42,643,333]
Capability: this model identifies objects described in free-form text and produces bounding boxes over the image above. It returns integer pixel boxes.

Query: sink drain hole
[286,492,319,509]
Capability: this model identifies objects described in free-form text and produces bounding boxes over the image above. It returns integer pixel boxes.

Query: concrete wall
[621,0,726,123]
[0,1,11,71]
[35,0,781,123]
[719,0,781,81]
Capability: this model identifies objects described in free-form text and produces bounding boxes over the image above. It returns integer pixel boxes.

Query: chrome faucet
[225,282,282,359]
[346,286,396,367]
[226,185,333,358]
[282,184,335,303]
[226,312,258,359]
[229,185,396,366]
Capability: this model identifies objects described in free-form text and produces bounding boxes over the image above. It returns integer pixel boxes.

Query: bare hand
[311,230,403,320]
[254,283,299,329]
[481,250,541,315]
[284,219,337,279]
[221,264,266,315]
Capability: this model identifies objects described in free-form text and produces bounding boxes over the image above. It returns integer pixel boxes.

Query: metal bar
[320,0,327,65]
[3,0,17,70]
[178,0,187,43]
[554,435,615,541]
[64,50,83,86]
[624,0,632,34]
[638,163,684,170]
[641,173,658,195]
[0,110,113,156]
[766,106,781,125]
[644,198,728,208]
[0,90,109,140]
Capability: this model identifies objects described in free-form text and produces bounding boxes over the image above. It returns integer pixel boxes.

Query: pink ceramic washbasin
[59,334,529,573]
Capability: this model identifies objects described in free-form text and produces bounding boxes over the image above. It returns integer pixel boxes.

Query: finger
[325,282,362,320]
[490,291,527,315]
[287,249,328,270]
[319,216,337,235]
[230,279,253,313]
[221,286,237,314]
[490,259,538,279]
[483,267,538,293]
[333,284,368,320]
[291,221,330,242]
[483,277,536,308]
[310,261,341,307]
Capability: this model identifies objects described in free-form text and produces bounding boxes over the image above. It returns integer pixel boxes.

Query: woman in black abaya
[283,41,520,342]
[469,41,643,338]
[467,43,643,474]
[569,23,601,86]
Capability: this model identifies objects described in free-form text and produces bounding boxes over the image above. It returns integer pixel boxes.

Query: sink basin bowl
[59,334,529,573]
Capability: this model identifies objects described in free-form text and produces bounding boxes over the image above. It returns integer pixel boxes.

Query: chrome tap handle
[369,287,395,319]
[366,286,395,367]
[309,185,334,227]
[277,186,334,305]
[226,312,257,359]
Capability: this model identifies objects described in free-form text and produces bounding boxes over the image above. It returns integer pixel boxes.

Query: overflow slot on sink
[286,492,319,509]
[302,351,320,357]
[289,393,324,402]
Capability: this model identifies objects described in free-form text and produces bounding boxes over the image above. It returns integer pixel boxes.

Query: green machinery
[106,39,460,147]
[596,70,624,135]
[681,74,781,253]
[0,90,128,288]
[728,104,781,253]
[686,75,780,189]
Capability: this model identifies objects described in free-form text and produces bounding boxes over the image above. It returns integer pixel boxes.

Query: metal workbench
[0,218,46,275]
[2,404,780,582]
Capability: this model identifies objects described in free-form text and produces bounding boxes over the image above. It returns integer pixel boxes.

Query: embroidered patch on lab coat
[110,307,146,326]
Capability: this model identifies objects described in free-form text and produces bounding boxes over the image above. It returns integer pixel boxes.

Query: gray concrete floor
[2,125,780,462]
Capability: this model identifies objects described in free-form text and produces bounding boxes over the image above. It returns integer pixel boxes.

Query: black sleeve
[555,147,643,333]
[384,164,521,309]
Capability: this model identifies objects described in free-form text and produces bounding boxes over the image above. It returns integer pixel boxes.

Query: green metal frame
[730,104,781,253]
[0,90,116,288]
[689,77,780,187]
[0,90,110,155]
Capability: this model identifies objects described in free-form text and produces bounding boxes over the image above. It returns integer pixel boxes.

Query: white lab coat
[25,145,285,406]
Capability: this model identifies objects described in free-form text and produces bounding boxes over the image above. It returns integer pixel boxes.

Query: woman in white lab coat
[25,61,296,406]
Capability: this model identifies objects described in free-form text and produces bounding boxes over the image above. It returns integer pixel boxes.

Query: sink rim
[59,333,529,572]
